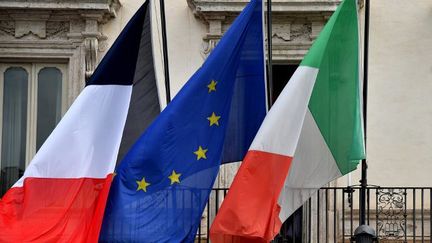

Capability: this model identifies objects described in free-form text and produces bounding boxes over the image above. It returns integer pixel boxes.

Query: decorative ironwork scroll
[376,188,406,240]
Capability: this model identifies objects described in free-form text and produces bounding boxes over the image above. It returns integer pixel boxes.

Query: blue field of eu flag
[99,0,265,242]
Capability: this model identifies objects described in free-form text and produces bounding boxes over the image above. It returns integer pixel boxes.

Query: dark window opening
[271,64,298,103]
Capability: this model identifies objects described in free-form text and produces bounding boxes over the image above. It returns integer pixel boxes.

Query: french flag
[0,2,161,242]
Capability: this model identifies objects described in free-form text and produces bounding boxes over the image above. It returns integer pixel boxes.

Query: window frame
[0,63,68,168]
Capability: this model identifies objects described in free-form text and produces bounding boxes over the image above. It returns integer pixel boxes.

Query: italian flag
[210,0,365,242]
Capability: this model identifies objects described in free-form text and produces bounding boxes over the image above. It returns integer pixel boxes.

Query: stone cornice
[188,0,341,20]
[0,0,119,10]
[0,0,121,19]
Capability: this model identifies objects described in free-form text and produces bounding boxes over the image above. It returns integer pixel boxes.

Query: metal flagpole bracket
[352,225,377,243]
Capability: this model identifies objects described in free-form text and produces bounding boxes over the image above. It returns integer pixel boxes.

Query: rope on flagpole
[159,0,171,104]
[266,0,274,108]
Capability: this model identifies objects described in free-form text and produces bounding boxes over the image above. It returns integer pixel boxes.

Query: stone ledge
[0,0,120,12]
[188,0,341,19]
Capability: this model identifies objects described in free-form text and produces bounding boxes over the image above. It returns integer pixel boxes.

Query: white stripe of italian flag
[210,0,365,242]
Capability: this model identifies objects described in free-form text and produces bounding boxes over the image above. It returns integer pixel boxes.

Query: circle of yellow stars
[135,79,221,193]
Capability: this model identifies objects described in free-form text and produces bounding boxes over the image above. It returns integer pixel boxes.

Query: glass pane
[1,67,28,196]
[37,67,62,151]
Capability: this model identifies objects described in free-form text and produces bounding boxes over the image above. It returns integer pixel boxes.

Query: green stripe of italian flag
[210,0,365,242]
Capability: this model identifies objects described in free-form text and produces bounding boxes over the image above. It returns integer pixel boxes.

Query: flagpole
[359,0,370,227]
[266,0,274,107]
[354,0,375,241]
[159,0,171,104]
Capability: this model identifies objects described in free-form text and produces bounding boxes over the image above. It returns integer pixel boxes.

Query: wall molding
[188,0,341,62]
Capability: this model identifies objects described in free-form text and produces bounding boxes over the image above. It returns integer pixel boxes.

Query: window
[272,64,298,103]
[0,63,67,195]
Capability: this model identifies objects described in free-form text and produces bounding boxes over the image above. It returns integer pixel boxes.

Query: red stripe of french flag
[0,176,113,242]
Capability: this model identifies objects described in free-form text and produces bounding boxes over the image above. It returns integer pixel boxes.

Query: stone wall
[0,0,120,106]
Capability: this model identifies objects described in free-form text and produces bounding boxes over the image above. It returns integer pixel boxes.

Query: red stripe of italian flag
[210,0,365,242]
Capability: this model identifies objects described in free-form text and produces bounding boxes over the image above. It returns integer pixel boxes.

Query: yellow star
[194,146,208,160]
[207,112,221,126]
[207,80,217,93]
[113,172,117,177]
[136,177,150,192]
[168,170,181,185]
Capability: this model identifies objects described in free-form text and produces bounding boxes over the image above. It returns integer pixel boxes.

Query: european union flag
[100,0,265,241]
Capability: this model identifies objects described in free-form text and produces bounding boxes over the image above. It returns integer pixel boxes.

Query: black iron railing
[197,186,432,243]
